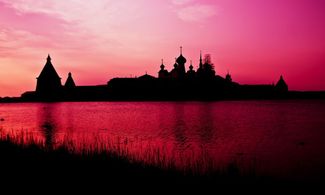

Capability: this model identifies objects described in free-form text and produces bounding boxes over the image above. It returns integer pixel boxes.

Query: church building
[36,55,62,97]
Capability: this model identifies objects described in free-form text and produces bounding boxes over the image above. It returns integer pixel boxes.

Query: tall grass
[0,128,218,175]
[0,128,268,186]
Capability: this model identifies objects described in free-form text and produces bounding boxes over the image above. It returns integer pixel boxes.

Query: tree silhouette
[203,54,214,72]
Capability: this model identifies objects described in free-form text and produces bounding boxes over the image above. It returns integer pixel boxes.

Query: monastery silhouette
[21,48,288,101]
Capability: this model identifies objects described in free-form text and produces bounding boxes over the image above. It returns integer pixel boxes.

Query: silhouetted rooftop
[275,75,288,92]
[138,74,156,80]
[176,54,187,65]
[64,72,76,88]
[176,47,187,64]
[37,54,61,80]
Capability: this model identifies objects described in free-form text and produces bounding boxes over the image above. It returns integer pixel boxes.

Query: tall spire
[47,54,51,62]
[199,50,203,68]
[226,70,232,82]
[180,46,183,55]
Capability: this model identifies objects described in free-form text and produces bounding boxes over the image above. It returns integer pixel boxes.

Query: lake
[1,100,325,182]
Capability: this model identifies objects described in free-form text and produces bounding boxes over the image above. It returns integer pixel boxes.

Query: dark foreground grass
[0,132,311,192]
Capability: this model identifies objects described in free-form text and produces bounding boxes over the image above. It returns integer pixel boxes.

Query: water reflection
[172,103,188,150]
[197,103,214,144]
[65,103,76,137]
[1,101,325,182]
[37,104,59,149]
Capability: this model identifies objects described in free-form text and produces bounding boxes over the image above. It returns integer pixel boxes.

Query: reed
[0,128,265,185]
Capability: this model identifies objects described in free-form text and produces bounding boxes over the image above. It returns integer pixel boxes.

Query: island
[1,48,325,102]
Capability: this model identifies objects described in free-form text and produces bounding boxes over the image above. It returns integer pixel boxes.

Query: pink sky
[0,0,325,96]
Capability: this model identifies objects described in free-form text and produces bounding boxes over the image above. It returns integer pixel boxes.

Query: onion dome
[174,58,178,68]
[189,60,193,70]
[160,59,165,70]
[176,47,187,64]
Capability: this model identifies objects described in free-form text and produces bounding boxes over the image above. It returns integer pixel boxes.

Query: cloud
[170,0,219,22]
[172,0,193,5]
[0,0,142,47]
[177,4,218,22]
[0,0,130,57]
[0,0,140,30]
[0,28,42,57]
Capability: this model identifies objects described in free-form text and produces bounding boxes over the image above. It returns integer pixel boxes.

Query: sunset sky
[0,0,325,96]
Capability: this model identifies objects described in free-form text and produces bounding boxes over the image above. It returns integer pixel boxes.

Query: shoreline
[1,91,325,103]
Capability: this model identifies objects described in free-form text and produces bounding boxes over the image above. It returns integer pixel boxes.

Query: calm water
[1,100,325,181]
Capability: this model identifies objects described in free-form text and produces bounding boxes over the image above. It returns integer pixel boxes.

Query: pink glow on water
[1,101,325,181]
[1,0,325,96]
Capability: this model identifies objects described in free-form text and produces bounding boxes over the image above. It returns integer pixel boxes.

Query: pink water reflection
[1,101,325,181]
